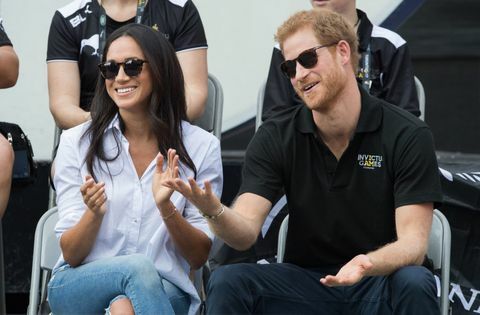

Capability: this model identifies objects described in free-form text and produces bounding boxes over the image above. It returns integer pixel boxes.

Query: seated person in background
[47,0,208,130]
[166,9,442,314]
[48,24,222,315]
[0,17,19,218]
[263,0,420,121]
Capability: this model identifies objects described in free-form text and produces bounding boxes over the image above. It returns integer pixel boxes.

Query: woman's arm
[60,175,107,267]
[152,150,211,269]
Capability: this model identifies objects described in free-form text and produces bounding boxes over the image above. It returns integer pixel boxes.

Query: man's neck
[312,80,361,158]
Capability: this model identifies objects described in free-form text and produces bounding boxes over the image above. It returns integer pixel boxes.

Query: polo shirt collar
[295,85,383,135]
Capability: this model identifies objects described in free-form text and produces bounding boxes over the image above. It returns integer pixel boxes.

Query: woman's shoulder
[60,120,92,142]
[181,120,219,146]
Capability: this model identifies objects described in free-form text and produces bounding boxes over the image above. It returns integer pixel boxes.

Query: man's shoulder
[381,99,428,132]
[261,106,301,129]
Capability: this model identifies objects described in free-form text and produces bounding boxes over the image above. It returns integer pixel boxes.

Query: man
[0,18,18,218]
[263,0,420,121]
[166,9,441,314]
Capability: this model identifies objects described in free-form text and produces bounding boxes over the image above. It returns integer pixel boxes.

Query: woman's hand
[80,175,107,216]
[152,149,179,209]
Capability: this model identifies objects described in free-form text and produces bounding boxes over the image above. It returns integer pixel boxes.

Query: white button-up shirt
[53,116,223,315]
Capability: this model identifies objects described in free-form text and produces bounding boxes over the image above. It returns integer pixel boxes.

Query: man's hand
[80,175,107,216]
[320,254,373,287]
[162,169,221,217]
[152,149,179,208]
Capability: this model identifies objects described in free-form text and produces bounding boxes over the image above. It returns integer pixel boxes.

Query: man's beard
[297,66,344,112]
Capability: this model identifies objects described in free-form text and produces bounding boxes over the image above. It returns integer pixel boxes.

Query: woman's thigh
[48,254,172,315]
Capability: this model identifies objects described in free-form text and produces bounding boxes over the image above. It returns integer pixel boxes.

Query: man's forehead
[282,29,319,60]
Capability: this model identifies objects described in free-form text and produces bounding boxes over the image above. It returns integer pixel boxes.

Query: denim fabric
[48,254,190,315]
[206,263,439,315]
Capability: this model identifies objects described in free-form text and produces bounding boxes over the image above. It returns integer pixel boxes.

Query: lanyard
[358,43,372,92]
[98,0,146,60]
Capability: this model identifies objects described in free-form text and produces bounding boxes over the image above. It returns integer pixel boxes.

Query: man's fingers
[320,275,340,287]
[204,180,213,196]
[188,177,203,195]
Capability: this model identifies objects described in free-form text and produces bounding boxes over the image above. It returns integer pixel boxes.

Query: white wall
[0,0,398,160]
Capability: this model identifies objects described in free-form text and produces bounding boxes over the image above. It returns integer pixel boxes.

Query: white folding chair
[277,209,451,315]
[415,75,426,121]
[428,209,452,315]
[27,207,60,315]
[193,73,224,140]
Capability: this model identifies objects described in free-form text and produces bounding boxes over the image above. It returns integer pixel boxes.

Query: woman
[48,24,222,315]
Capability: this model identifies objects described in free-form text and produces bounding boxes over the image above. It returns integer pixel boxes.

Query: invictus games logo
[358,154,383,169]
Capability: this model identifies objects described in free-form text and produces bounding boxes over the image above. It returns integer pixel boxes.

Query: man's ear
[336,40,351,67]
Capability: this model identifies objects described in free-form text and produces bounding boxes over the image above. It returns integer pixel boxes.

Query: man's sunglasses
[98,58,148,80]
[280,42,338,79]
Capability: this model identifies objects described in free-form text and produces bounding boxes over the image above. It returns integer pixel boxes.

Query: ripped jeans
[48,254,190,315]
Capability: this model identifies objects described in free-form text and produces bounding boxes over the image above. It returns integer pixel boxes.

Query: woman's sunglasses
[98,58,148,80]
[280,42,338,79]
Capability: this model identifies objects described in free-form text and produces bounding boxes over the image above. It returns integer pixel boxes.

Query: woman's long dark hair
[83,23,197,180]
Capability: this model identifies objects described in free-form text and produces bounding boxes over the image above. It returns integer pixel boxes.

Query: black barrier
[437,152,480,314]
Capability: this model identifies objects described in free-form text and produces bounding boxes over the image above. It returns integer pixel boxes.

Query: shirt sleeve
[262,47,304,121]
[47,11,80,62]
[171,0,207,52]
[393,126,443,209]
[53,130,86,239]
[0,18,12,47]
[182,136,222,240]
[238,124,284,203]
[380,43,420,117]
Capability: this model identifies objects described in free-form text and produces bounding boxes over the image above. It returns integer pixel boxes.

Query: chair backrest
[28,207,60,315]
[428,209,451,315]
[255,80,266,131]
[193,73,224,140]
[276,209,451,315]
[414,75,426,121]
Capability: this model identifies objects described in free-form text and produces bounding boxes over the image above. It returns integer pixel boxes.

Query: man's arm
[48,61,90,129]
[0,45,19,88]
[164,175,272,251]
[321,202,433,286]
[177,48,208,122]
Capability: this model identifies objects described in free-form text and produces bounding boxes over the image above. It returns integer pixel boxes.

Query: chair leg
[0,222,6,315]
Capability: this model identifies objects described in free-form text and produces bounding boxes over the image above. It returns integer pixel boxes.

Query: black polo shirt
[239,87,442,268]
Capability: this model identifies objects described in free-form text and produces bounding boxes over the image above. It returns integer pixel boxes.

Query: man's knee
[207,263,256,295]
[390,265,436,296]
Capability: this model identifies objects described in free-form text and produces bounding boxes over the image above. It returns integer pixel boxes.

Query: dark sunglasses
[98,58,148,80]
[280,42,338,79]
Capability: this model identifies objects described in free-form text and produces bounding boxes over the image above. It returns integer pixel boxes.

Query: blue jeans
[48,254,190,315]
[206,263,439,314]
